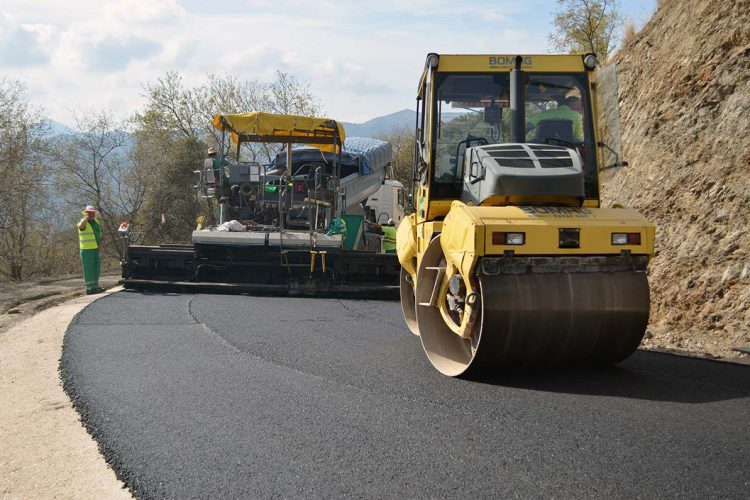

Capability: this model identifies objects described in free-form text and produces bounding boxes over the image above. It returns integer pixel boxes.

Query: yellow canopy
[212,112,345,152]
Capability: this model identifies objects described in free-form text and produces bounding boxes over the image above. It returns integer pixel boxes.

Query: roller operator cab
[397,54,655,377]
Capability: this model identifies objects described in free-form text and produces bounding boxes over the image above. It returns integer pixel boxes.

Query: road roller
[397,53,654,376]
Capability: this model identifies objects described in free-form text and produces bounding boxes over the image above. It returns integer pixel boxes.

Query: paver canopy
[212,112,346,152]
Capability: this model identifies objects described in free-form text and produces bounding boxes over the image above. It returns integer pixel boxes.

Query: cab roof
[417,54,589,96]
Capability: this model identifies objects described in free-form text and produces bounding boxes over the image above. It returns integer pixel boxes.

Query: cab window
[431,73,511,199]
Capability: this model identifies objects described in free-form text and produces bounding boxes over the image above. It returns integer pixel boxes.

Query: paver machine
[398,54,654,376]
[122,112,401,294]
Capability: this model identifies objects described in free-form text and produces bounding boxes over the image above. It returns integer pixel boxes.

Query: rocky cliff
[602,0,750,357]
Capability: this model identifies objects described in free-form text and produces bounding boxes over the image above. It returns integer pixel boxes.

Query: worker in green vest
[380,218,397,253]
[78,205,104,295]
[527,95,584,142]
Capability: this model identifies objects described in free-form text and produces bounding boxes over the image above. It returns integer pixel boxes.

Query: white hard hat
[386,218,395,226]
[207,147,217,155]
[83,205,96,213]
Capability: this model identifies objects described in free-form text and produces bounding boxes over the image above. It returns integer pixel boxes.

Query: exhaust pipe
[510,55,526,143]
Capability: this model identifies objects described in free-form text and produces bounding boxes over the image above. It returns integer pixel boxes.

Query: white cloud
[101,0,185,24]
[46,0,180,72]
[0,12,55,66]
[81,35,162,72]
[219,43,287,74]
[0,0,562,125]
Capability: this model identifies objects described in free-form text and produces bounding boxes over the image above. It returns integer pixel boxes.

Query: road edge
[0,288,131,499]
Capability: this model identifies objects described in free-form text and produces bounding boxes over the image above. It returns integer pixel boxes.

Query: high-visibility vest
[78,219,99,250]
[382,226,397,252]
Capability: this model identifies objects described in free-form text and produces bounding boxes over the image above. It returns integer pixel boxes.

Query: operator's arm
[78,218,88,231]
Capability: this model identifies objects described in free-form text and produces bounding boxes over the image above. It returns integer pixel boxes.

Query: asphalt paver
[61,291,750,498]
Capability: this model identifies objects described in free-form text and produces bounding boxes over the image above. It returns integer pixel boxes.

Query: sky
[0,0,656,126]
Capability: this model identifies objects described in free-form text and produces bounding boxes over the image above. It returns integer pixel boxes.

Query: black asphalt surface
[61,291,750,498]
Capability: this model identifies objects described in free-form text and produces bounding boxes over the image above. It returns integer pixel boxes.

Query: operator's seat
[533,119,574,144]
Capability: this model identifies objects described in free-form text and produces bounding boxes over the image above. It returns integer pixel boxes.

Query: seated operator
[527,94,584,143]
[206,147,231,180]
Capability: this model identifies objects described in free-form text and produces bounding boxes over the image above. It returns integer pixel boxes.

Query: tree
[132,70,322,240]
[0,79,52,281]
[141,70,321,162]
[377,126,415,191]
[130,113,206,245]
[549,0,623,61]
[52,110,145,259]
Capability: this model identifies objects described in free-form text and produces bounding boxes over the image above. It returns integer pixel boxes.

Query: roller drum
[415,238,650,377]
[400,268,419,335]
[471,271,650,373]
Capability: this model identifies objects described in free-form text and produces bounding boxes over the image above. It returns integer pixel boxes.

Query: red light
[612,232,642,245]
[492,232,506,245]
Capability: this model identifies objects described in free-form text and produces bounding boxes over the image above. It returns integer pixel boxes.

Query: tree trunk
[9,261,23,281]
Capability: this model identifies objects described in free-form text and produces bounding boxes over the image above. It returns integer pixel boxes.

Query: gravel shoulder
[0,289,131,499]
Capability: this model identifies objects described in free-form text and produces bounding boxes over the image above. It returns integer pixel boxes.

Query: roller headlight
[612,232,641,245]
[493,232,525,245]
[583,53,597,70]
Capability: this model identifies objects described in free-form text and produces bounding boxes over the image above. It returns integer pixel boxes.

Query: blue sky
[0,0,656,125]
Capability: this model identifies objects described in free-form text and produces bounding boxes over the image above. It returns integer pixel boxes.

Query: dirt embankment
[0,274,121,334]
[602,0,750,357]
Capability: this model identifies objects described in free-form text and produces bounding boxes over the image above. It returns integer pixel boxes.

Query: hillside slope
[342,109,414,137]
[602,0,750,357]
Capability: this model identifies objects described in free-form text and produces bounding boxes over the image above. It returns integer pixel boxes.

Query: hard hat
[386,218,395,226]
[82,205,97,214]
[207,147,217,155]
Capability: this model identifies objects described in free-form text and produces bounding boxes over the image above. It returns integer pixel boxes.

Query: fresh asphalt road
[61,291,750,498]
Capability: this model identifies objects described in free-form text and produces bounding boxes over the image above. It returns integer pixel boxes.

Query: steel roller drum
[400,268,419,336]
[415,239,651,377]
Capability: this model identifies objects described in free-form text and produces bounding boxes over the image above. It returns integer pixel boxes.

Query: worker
[368,218,397,253]
[78,205,104,295]
[382,219,397,253]
[326,217,347,237]
[207,147,230,180]
[527,94,584,142]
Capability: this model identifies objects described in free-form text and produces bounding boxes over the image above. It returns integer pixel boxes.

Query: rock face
[601,0,750,357]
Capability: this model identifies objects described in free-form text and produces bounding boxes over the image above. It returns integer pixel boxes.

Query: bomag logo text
[521,206,592,217]
[489,56,532,68]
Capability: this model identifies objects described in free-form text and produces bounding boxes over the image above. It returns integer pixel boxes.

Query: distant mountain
[45,119,77,136]
[342,109,464,138]
[342,109,415,138]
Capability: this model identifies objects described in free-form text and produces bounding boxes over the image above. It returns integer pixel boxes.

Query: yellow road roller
[397,53,654,376]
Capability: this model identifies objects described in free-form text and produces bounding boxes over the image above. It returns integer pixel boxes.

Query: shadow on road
[111,290,748,405]
[474,350,750,404]
[121,287,401,300]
